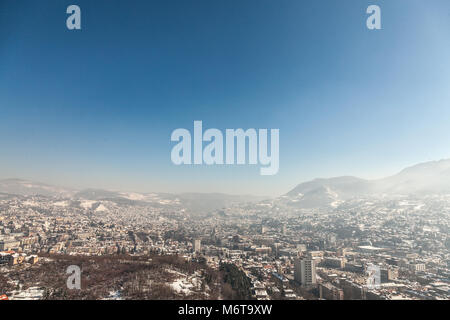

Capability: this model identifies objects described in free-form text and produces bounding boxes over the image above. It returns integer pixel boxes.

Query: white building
[294,258,317,286]
[194,239,201,253]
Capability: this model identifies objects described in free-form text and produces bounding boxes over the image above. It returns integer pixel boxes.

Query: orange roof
[0,294,8,300]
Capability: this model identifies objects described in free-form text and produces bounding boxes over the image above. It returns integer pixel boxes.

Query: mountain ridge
[2,158,450,210]
[284,158,450,208]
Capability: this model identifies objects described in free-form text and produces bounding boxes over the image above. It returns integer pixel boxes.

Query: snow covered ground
[102,290,123,300]
[170,278,194,295]
[8,287,44,300]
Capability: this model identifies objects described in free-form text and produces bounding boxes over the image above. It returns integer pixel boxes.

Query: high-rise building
[194,239,201,253]
[294,258,317,286]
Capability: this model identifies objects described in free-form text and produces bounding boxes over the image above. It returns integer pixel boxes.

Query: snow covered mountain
[284,159,450,208]
[375,159,450,195]
[0,179,266,213]
[2,159,450,211]
[0,179,75,197]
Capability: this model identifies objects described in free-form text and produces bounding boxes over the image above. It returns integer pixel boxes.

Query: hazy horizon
[2,157,450,197]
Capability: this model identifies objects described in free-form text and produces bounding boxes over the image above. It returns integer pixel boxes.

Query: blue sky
[1,0,450,196]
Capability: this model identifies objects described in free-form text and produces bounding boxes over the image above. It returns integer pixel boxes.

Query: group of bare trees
[2,253,265,300]
[2,253,230,300]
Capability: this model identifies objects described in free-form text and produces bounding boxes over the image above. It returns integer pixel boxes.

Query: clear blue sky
[1,0,450,196]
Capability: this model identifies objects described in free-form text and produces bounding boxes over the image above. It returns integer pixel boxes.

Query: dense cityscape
[1,161,449,300]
